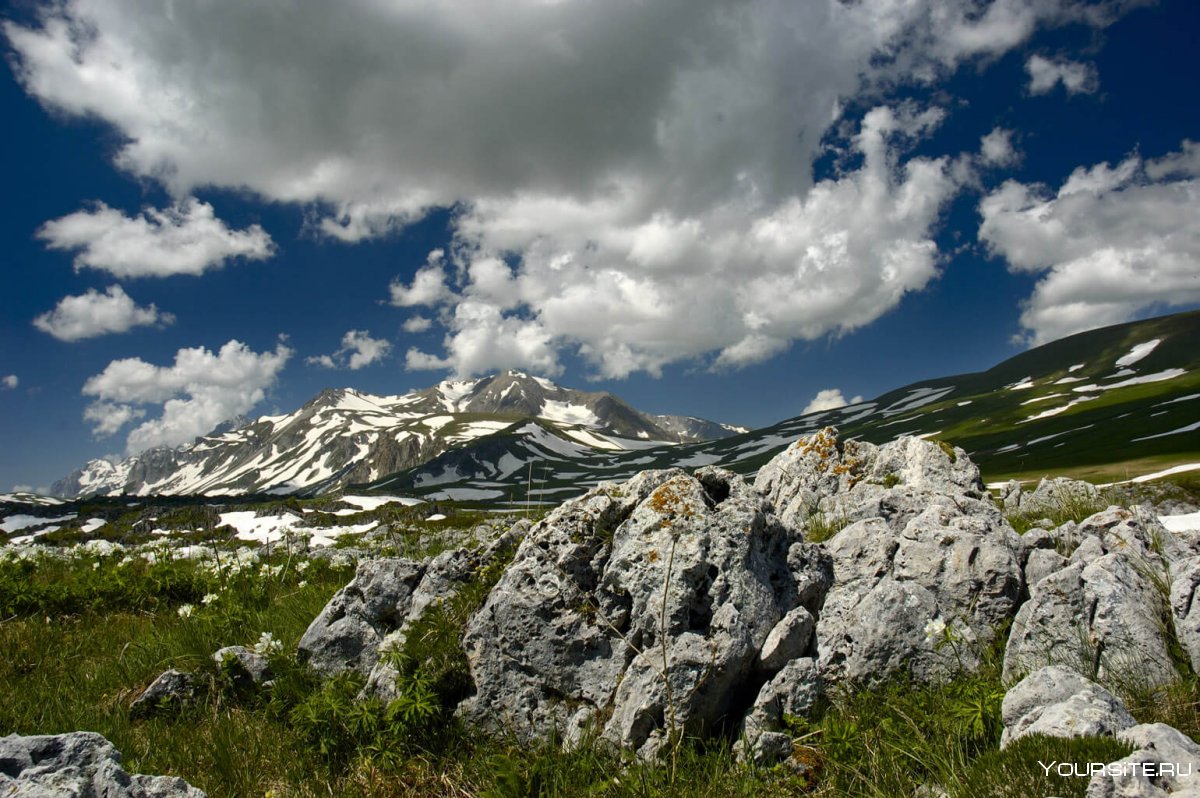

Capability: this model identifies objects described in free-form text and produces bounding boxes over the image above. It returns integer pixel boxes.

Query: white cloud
[33,285,173,341]
[82,339,292,452]
[802,388,865,415]
[36,199,274,278]
[306,330,392,370]
[402,316,433,334]
[6,0,1131,374]
[1026,54,1098,95]
[83,401,146,437]
[979,140,1200,345]
[980,128,1019,167]
[389,250,454,307]
[1,375,18,390]
[404,347,451,371]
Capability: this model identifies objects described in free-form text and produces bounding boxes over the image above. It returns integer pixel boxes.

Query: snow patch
[340,495,423,511]
[1,514,76,533]
[540,399,601,427]
[1131,420,1200,442]
[1160,512,1200,533]
[1115,339,1161,367]
[1007,377,1035,390]
[1072,369,1186,393]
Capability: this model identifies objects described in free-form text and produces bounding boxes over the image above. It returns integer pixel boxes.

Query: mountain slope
[363,310,1200,503]
[51,371,741,498]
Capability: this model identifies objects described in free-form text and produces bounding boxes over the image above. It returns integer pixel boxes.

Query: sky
[2,0,1199,493]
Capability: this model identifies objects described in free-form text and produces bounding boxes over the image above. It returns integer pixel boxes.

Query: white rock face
[1004,507,1187,688]
[0,732,206,797]
[1001,666,1135,747]
[1087,724,1200,798]
[754,428,1023,686]
[459,467,832,757]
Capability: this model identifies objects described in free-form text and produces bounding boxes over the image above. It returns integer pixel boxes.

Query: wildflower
[177,604,195,619]
[201,593,219,605]
[297,579,308,588]
[296,560,310,574]
[92,561,100,570]
[923,617,947,644]
[253,631,282,657]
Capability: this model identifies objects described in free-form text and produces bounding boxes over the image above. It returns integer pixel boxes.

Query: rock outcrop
[753,428,1023,686]
[0,732,206,797]
[1004,508,1186,688]
[1001,666,1136,747]
[459,467,832,758]
[298,524,524,695]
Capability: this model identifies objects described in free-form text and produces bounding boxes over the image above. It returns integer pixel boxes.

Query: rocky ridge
[289,426,1200,780]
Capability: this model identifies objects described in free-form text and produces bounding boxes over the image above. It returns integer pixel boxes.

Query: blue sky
[2,0,1199,492]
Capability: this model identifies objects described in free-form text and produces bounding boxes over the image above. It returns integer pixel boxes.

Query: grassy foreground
[0,532,1195,797]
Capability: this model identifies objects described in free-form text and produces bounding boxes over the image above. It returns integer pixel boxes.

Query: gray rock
[755,427,986,537]
[1026,548,1069,595]
[213,646,271,686]
[1008,547,1176,686]
[459,467,832,757]
[1172,557,1200,675]
[1071,535,1108,566]
[130,669,198,717]
[1087,723,1200,798]
[301,524,525,694]
[297,557,426,678]
[738,656,823,764]
[1004,546,1179,688]
[753,428,1022,687]
[759,607,815,672]
[816,500,1022,685]
[0,731,205,797]
[1001,666,1135,747]
[1005,477,1103,518]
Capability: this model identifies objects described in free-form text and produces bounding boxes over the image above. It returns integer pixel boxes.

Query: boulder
[1087,723,1200,798]
[1001,666,1135,747]
[755,427,986,536]
[299,524,523,690]
[213,646,271,687]
[297,558,426,678]
[752,428,1023,687]
[459,467,832,757]
[1004,511,1181,688]
[1001,477,1102,518]
[0,731,205,797]
[1170,556,1200,675]
[130,670,198,717]
[815,502,1023,685]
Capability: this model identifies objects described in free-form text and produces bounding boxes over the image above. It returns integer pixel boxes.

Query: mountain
[50,370,743,499]
[364,310,1200,503]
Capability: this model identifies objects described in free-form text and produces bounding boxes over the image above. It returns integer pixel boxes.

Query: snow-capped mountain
[369,310,1200,504]
[51,371,742,498]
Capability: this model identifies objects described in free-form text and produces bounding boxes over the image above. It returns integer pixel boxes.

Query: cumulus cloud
[33,285,173,341]
[980,128,1020,167]
[402,316,433,334]
[979,140,1200,345]
[306,329,392,370]
[802,388,865,415]
[1026,54,1099,95]
[36,199,274,278]
[389,250,453,307]
[1,375,18,390]
[6,0,1132,374]
[82,339,292,452]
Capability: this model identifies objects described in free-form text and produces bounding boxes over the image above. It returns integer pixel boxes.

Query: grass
[2,503,1196,797]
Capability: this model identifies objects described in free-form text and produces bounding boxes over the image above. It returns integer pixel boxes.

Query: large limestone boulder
[1170,556,1200,674]
[755,427,986,534]
[1004,509,1182,688]
[298,524,523,689]
[1087,724,1200,798]
[1001,666,1135,747]
[0,731,205,797]
[297,557,426,678]
[459,467,832,757]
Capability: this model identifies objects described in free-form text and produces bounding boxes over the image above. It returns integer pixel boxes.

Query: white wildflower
[177,604,195,619]
[201,593,219,605]
[296,560,310,574]
[297,580,308,588]
[252,631,282,657]
[923,618,947,644]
